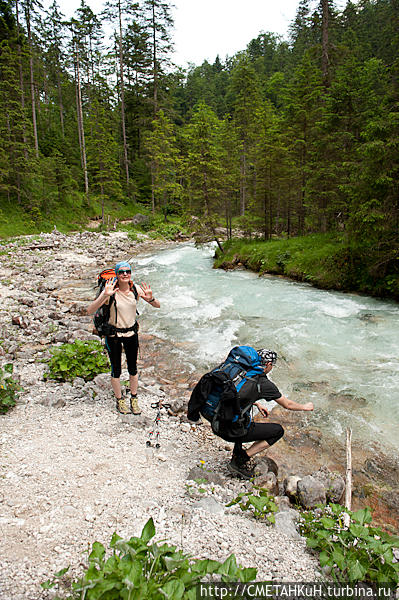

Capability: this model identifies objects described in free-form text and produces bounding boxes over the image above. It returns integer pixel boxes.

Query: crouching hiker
[187,346,314,479]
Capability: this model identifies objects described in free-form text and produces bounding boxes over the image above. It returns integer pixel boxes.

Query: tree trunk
[15,0,28,157]
[240,152,246,216]
[321,0,330,85]
[56,68,65,138]
[118,0,130,191]
[152,0,158,115]
[74,61,83,166]
[75,43,89,204]
[151,161,156,214]
[25,7,39,158]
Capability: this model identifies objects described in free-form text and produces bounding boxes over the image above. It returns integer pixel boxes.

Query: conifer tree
[43,0,66,138]
[86,98,122,222]
[140,0,173,115]
[0,38,36,206]
[228,56,262,216]
[21,0,42,158]
[144,109,181,218]
[283,52,325,234]
[103,0,140,194]
[184,102,223,220]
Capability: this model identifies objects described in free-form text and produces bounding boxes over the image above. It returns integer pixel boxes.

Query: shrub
[44,340,109,382]
[226,486,278,523]
[299,503,399,584]
[42,517,257,599]
[0,363,21,414]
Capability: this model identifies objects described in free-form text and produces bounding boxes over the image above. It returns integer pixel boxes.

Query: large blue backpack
[198,346,264,438]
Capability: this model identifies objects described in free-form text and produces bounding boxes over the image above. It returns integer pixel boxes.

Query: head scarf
[257,349,278,366]
[115,261,132,276]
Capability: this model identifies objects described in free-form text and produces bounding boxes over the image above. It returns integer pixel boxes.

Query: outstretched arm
[275,395,314,411]
[137,282,160,308]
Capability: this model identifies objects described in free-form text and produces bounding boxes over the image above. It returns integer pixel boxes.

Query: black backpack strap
[132,283,140,316]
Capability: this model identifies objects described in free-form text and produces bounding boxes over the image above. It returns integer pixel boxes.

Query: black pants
[219,422,284,454]
[105,335,139,379]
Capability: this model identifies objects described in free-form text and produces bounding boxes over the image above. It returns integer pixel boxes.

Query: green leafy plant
[42,517,256,599]
[226,486,278,523]
[149,222,182,240]
[0,363,21,414]
[299,503,399,584]
[44,340,109,382]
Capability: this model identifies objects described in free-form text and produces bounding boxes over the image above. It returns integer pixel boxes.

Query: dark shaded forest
[0,0,398,294]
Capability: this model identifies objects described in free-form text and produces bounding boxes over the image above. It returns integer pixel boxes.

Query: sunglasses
[118,270,131,275]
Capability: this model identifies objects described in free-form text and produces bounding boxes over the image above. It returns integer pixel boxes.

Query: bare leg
[129,374,138,395]
[245,440,269,458]
[111,377,122,399]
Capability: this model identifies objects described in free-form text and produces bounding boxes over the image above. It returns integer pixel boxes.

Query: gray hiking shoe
[227,455,255,480]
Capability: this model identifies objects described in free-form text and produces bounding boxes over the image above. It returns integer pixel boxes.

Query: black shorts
[105,334,139,378]
[219,421,284,447]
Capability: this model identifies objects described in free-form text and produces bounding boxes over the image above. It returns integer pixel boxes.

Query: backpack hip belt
[107,321,138,336]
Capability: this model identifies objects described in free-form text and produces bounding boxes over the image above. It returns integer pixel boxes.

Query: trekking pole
[146,399,171,449]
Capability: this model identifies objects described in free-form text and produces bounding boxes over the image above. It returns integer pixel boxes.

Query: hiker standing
[187,348,313,479]
[87,261,160,415]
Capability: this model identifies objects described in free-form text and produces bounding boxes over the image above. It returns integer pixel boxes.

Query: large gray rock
[52,331,70,343]
[274,510,303,540]
[93,373,109,391]
[255,472,279,495]
[254,456,279,476]
[275,496,292,512]
[297,475,326,508]
[312,466,345,503]
[131,214,149,225]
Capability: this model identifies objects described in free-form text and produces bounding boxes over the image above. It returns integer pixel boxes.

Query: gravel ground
[0,393,320,599]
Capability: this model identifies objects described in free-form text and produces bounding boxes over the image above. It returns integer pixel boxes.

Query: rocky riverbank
[0,230,320,598]
[0,230,397,598]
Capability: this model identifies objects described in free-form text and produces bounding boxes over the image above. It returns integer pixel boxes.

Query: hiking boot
[227,454,255,480]
[116,395,130,415]
[130,394,141,415]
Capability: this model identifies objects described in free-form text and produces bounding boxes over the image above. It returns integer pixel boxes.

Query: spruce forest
[0,0,398,296]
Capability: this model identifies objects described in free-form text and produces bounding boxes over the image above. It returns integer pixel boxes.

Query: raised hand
[140,281,153,301]
[104,277,117,297]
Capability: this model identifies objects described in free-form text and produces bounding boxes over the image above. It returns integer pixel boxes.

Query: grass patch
[0,195,142,239]
[214,234,399,300]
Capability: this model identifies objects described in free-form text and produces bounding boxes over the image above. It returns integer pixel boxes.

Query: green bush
[42,517,257,599]
[44,340,109,382]
[0,363,21,414]
[299,503,399,584]
[226,486,278,523]
[149,222,182,240]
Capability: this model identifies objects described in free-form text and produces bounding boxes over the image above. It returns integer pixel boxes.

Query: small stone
[85,513,96,522]
[284,475,302,499]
